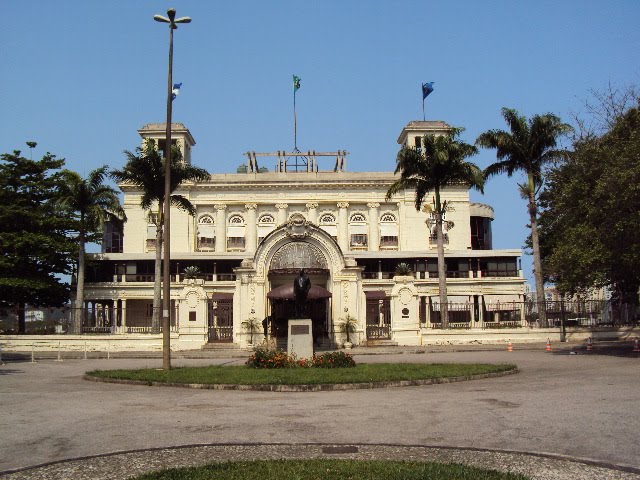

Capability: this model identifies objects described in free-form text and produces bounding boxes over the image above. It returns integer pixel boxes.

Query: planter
[343,341,353,350]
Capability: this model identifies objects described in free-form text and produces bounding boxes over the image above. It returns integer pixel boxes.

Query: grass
[87,362,515,386]
[134,459,529,479]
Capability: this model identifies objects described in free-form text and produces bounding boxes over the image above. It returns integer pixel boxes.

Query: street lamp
[154,8,191,370]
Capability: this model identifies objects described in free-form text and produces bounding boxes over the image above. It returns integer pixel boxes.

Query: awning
[267,284,332,300]
[483,294,521,311]
[227,225,245,237]
[379,223,398,236]
[365,290,387,300]
[431,295,469,309]
[198,224,216,238]
[349,224,367,235]
[211,293,233,301]
[320,225,337,236]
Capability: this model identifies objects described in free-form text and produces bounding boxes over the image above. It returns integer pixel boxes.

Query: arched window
[319,213,337,242]
[380,212,398,249]
[349,212,368,250]
[197,215,215,250]
[227,214,246,250]
[257,213,276,244]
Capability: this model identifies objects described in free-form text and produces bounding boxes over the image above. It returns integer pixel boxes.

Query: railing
[366,325,391,339]
[82,326,112,334]
[208,326,233,342]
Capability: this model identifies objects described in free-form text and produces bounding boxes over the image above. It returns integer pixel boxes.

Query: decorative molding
[367,202,380,209]
[245,203,257,210]
[214,204,227,211]
[284,213,311,240]
[306,202,318,209]
[337,202,349,209]
[275,203,289,209]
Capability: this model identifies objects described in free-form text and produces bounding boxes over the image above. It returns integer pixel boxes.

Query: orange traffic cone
[633,338,639,353]
[507,341,513,352]
[586,337,593,352]
[545,338,552,352]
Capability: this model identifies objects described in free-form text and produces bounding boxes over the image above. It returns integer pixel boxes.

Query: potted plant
[394,262,412,276]
[241,317,261,346]
[338,314,358,349]
[182,265,202,284]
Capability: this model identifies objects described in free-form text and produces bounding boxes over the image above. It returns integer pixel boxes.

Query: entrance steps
[363,339,398,347]
[202,342,241,350]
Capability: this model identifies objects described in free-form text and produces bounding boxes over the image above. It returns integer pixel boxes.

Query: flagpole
[422,97,425,121]
[293,87,297,150]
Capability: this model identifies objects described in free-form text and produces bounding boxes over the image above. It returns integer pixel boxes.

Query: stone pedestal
[288,319,313,359]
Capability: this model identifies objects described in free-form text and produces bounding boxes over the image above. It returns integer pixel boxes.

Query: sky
[1,0,639,287]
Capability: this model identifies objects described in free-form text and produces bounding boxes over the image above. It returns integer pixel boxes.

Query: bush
[246,348,356,369]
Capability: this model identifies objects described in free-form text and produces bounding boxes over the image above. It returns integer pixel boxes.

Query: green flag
[293,74,301,92]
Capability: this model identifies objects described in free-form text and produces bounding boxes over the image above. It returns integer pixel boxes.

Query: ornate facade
[85,120,526,349]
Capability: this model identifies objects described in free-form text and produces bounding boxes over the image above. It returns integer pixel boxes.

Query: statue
[293,268,311,318]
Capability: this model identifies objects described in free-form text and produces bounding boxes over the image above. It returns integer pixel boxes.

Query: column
[337,202,349,252]
[245,203,258,252]
[121,299,127,333]
[367,202,380,251]
[214,204,227,253]
[306,202,318,224]
[275,203,288,226]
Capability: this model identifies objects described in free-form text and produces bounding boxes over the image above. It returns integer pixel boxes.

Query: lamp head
[153,14,170,23]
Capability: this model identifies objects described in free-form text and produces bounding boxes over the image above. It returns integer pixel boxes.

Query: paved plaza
[0,345,639,479]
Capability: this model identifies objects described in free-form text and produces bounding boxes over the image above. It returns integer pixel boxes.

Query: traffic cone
[507,341,513,352]
[586,337,593,352]
[545,338,552,352]
[633,338,640,353]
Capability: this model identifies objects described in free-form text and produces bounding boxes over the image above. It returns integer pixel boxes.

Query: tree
[386,129,483,328]
[476,108,572,327]
[110,140,209,333]
[58,167,126,334]
[0,149,75,332]
[539,100,640,304]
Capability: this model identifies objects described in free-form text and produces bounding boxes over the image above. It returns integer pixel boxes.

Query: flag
[293,75,301,92]
[422,82,434,100]
[171,82,182,101]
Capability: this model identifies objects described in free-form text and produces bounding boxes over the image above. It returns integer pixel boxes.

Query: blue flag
[422,82,434,100]
[293,75,301,92]
[171,82,182,101]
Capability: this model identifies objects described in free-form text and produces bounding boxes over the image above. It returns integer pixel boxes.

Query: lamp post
[154,8,191,370]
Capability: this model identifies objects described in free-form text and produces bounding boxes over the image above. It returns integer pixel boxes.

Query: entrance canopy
[267,284,332,300]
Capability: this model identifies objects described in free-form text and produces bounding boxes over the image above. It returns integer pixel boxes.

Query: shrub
[313,351,356,369]
[246,348,356,369]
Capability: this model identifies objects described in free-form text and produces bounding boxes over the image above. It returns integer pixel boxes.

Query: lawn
[134,459,529,479]
[87,362,516,386]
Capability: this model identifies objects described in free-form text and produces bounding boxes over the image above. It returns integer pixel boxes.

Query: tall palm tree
[59,167,126,334]
[110,140,209,333]
[386,128,483,328]
[476,108,572,327]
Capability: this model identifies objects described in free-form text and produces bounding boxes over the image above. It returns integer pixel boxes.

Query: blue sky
[1,1,639,287]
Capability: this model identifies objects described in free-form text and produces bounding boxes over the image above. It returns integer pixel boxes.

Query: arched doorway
[266,241,331,346]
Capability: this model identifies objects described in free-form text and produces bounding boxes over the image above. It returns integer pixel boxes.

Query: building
[82,120,526,349]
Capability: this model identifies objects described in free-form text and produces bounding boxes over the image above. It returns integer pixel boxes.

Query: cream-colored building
[84,120,526,349]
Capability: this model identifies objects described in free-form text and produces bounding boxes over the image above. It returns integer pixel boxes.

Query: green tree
[476,108,571,326]
[58,167,126,334]
[110,140,209,333]
[386,129,483,328]
[539,101,640,304]
[0,149,75,332]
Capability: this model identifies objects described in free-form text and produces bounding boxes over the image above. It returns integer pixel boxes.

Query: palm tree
[110,140,209,333]
[476,108,571,327]
[386,128,483,328]
[59,167,126,334]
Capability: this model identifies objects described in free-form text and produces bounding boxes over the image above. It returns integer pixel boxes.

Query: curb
[83,367,519,392]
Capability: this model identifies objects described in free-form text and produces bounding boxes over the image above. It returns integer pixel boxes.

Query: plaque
[291,324,309,335]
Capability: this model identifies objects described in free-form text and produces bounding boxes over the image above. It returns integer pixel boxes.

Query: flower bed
[246,348,356,369]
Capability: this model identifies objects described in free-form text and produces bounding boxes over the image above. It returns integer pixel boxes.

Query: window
[349,213,367,250]
[197,215,215,250]
[319,213,338,242]
[379,213,398,249]
[257,214,276,244]
[227,214,246,251]
[146,212,159,251]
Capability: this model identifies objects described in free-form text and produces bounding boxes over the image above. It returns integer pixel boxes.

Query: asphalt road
[0,347,638,475]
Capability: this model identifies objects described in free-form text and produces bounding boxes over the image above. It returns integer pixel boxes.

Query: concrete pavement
[0,346,639,478]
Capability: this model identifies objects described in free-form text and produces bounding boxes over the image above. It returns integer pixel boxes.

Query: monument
[288,269,313,358]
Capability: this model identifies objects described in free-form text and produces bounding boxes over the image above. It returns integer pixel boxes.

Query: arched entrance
[266,241,331,346]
